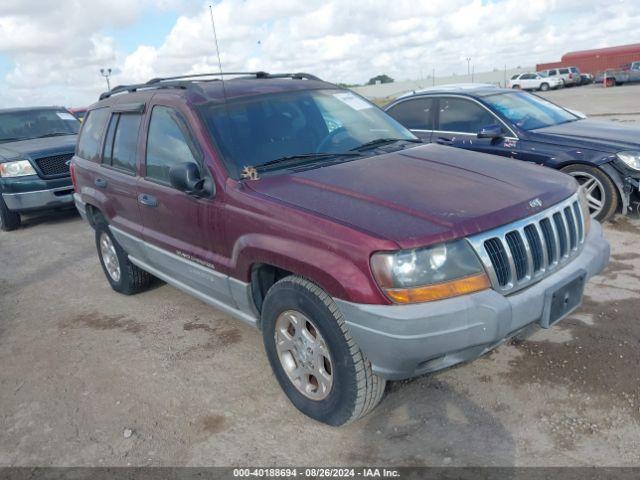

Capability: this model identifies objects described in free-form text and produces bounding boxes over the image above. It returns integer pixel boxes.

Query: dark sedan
[385,85,640,221]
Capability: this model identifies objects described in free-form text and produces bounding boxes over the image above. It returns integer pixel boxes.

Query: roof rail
[99,72,322,100]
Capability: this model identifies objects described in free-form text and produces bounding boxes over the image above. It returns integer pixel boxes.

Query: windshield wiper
[37,132,74,138]
[254,152,360,172]
[350,137,422,151]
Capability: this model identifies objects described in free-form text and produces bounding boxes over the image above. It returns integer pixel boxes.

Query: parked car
[508,73,562,91]
[0,106,81,231]
[580,73,594,85]
[538,67,581,86]
[72,73,609,426]
[385,85,640,221]
[595,61,640,87]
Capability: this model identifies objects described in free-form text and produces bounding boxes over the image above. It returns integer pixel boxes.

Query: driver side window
[437,98,497,134]
[145,106,198,185]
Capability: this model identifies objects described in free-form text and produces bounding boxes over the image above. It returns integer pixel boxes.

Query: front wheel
[0,196,21,231]
[261,276,385,426]
[561,164,618,222]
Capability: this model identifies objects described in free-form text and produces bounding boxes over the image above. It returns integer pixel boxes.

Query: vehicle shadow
[350,374,516,466]
[19,207,80,229]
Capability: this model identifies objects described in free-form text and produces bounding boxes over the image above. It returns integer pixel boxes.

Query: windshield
[0,109,80,143]
[199,88,416,177]
[484,92,578,130]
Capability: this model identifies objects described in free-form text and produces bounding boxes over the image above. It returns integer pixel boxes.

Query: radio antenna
[209,4,228,103]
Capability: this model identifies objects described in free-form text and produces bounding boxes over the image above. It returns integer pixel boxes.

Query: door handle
[436,137,453,145]
[94,178,107,189]
[137,193,158,208]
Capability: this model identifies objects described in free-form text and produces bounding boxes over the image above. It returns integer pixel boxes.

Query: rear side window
[386,98,434,130]
[521,74,535,80]
[102,113,141,173]
[437,98,496,134]
[548,70,557,76]
[76,108,109,162]
[145,106,198,185]
[559,68,569,74]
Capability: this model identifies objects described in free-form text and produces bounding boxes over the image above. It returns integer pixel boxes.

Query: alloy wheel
[99,232,121,282]
[568,171,605,218]
[274,310,333,401]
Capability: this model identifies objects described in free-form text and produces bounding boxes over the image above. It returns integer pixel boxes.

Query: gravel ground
[1,86,640,467]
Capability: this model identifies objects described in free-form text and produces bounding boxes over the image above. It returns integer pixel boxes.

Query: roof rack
[99,72,322,100]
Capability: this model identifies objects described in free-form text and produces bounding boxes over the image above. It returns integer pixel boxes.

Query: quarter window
[76,108,109,162]
[437,98,497,134]
[102,113,141,173]
[145,106,198,185]
[386,98,434,130]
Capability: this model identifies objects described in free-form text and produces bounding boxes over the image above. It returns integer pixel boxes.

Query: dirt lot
[1,87,640,467]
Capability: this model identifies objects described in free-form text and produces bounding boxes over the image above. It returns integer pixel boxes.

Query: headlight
[0,160,37,178]
[617,151,640,171]
[370,239,490,304]
[578,186,592,233]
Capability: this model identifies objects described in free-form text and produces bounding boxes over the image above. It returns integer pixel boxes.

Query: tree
[367,74,394,85]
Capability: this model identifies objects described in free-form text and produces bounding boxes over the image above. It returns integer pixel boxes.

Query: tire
[0,195,21,232]
[511,85,520,89]
[95,220,151,294]
[261,276,385,426]
[539,82,550,91]
[561,164,618,222]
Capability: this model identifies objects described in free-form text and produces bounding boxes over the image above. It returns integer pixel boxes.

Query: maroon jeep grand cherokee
[72,72,609,426]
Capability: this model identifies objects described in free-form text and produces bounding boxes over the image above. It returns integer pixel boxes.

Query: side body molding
[109,226,259,327]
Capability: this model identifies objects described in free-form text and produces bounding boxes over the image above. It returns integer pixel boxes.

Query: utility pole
[432,67,435,86]
[100,68,112,91]
[466,57,471,78]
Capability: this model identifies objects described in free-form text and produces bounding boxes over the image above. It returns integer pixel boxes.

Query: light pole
[100,68,112,91]
[466,57,471,78]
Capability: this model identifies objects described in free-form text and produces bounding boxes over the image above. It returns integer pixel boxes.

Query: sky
[0,0,638,107]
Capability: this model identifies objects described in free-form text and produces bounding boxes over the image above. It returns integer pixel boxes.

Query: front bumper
[2,186,75,213]
[336,221,610,380]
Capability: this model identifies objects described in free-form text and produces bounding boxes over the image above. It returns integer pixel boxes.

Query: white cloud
[0,0,639,106]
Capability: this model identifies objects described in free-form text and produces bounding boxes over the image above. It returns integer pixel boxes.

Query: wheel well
[85,203,106,228]
[250,263,292,313]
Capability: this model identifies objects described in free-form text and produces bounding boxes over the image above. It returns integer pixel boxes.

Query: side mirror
[169,162,206,196]
[477,124,504,139]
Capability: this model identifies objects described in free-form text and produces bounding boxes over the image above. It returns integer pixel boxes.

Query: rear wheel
[561,164,618,222]
[95,221,151,294]
[0,196,21,232]
[539,82,550,91]
[261,276,385,426]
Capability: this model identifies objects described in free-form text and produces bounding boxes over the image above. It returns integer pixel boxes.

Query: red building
[536,43,640,74]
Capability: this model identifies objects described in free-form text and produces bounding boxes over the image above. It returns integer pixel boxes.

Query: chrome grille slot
[573,202,583,241]
[467,193,586,295]
[523,225,543,273]
[553,212,568,258]
[484,238,510,286]
[505,231,527,281]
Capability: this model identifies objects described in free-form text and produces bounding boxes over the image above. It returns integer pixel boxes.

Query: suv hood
[0,135,77,162]
[247,144,577,249]
[530,119,640,152]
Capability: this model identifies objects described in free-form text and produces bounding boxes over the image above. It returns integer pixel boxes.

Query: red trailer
[536,43,640,75]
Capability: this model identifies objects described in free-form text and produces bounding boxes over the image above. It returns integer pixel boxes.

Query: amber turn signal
[383,272,491,304]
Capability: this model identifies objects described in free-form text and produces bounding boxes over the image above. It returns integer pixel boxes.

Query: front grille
[468,193,585,294]
[34,153,73,178]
